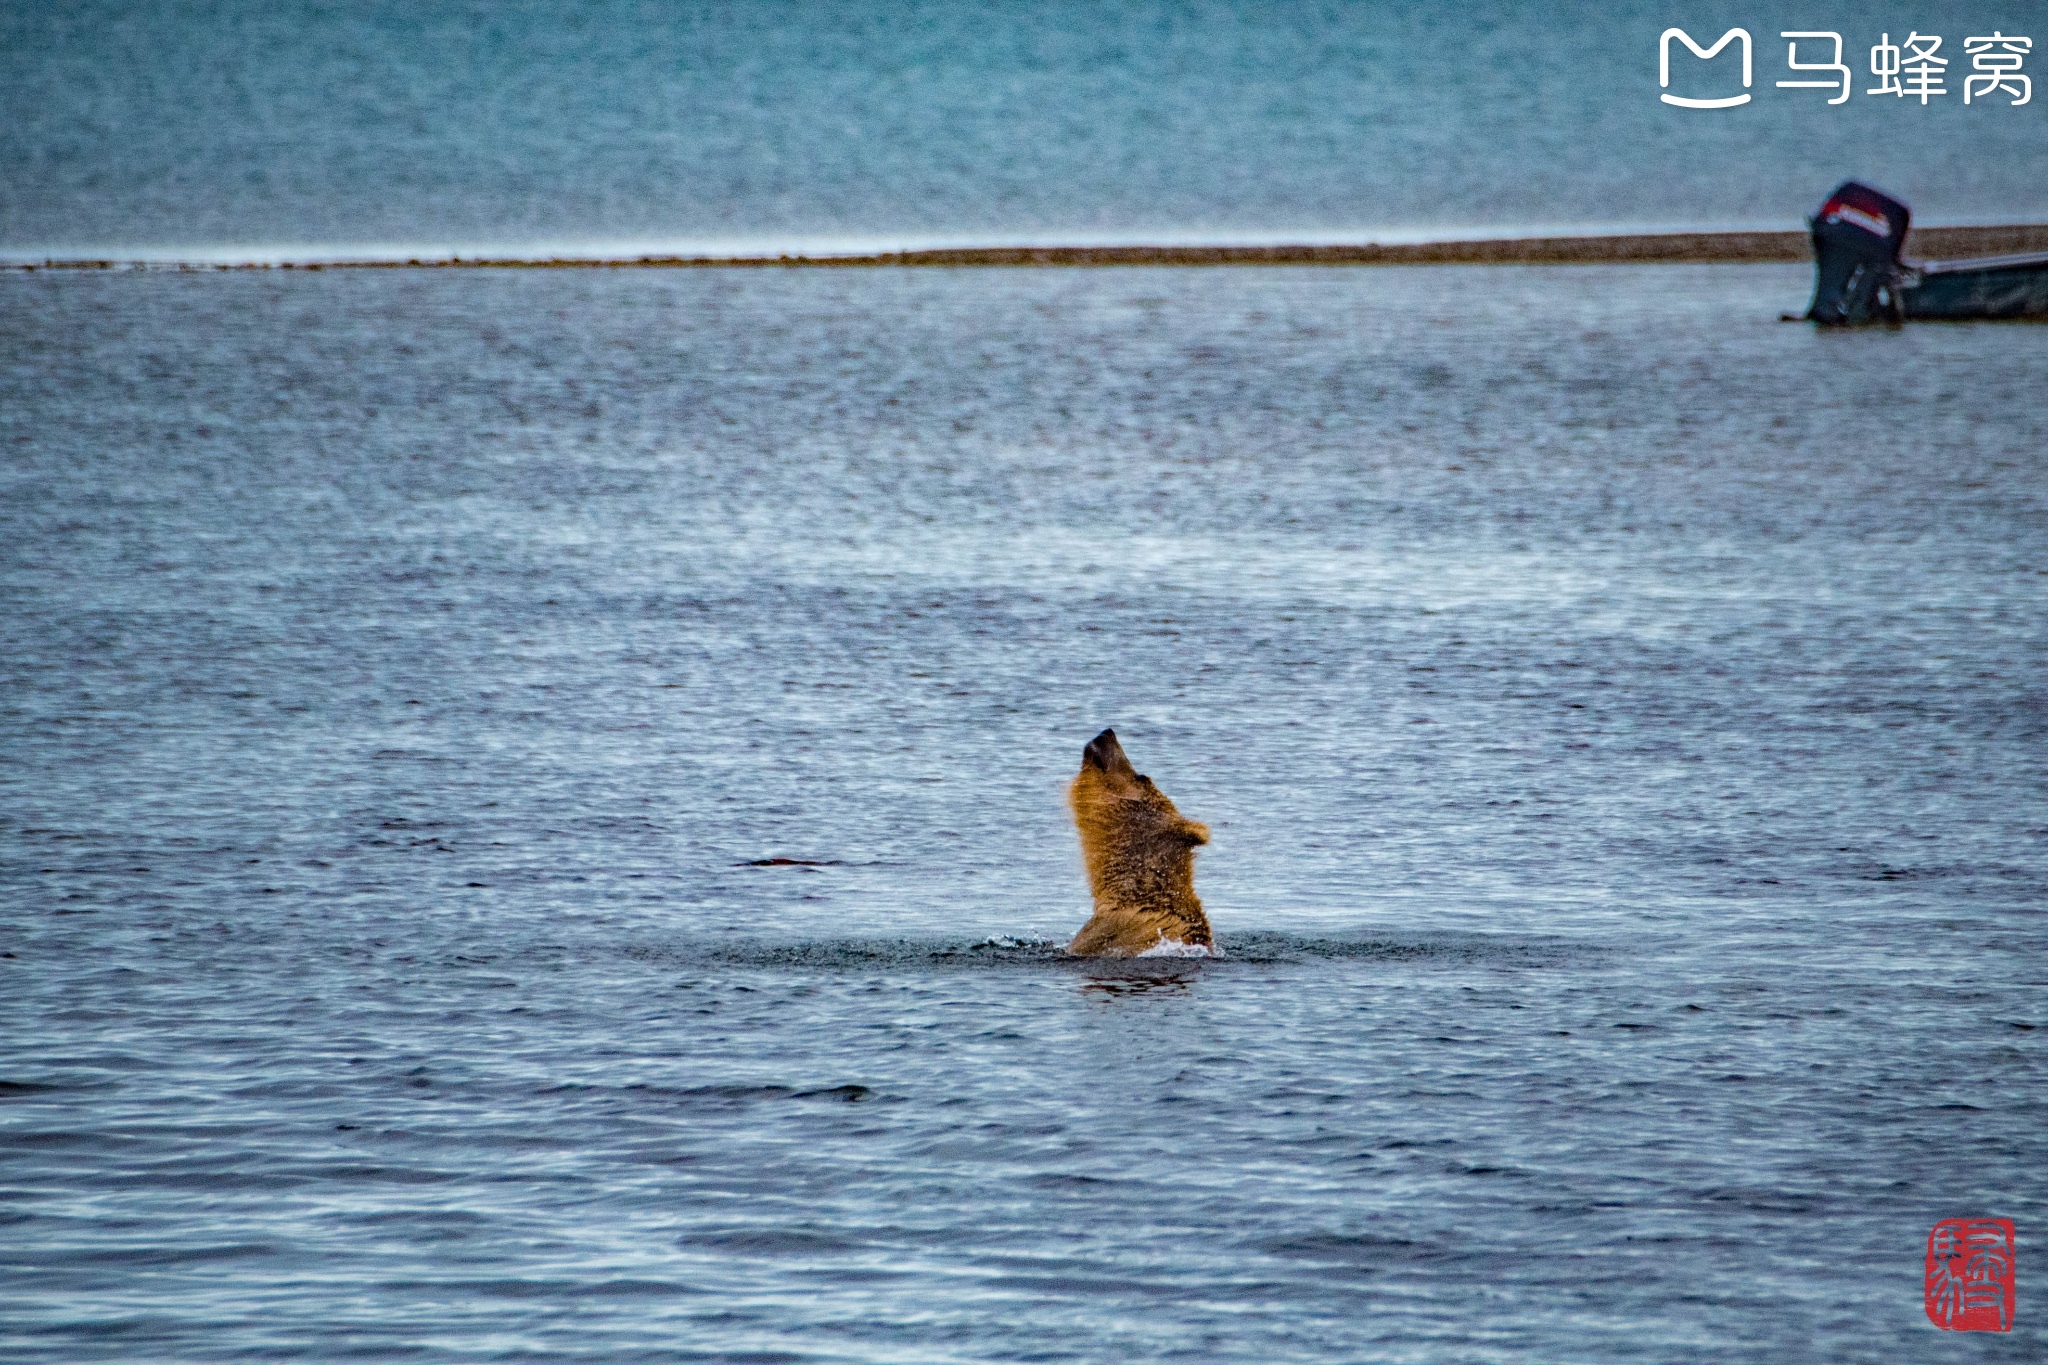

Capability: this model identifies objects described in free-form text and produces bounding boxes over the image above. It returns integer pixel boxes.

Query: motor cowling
[1807,182,1911,324]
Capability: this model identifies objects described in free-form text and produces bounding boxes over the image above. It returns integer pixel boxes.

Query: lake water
[2,262,2044,1359]
[6,0,2048,260]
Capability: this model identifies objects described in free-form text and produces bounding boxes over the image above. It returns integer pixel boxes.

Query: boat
[1805,181,2048,324]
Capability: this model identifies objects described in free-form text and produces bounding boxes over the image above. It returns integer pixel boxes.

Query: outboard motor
[1806,182,1912,324]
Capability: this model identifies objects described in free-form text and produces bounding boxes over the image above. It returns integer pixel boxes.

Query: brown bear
[1066,728,1216,956]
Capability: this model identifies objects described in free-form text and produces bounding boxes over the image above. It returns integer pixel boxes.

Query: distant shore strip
[15,224,2048,271]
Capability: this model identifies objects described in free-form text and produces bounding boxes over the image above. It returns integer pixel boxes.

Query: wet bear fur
[1066,728,1214,956]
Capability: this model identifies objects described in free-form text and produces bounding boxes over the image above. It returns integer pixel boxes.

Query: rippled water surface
[2,264,2045,1360]
[8,0,2048,257]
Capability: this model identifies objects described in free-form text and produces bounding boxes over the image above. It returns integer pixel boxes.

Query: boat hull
[1901,255,2048,321]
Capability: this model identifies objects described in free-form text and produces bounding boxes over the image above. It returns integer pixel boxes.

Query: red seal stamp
[1925,1217,2016,1332]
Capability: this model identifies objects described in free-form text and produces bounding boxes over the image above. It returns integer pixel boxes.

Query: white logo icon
[1661,27,1753,107]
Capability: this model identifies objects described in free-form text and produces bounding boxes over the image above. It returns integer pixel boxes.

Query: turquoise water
[4,0,2047,259]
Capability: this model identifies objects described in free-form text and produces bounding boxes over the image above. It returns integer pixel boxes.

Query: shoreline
[13,223,2048,271]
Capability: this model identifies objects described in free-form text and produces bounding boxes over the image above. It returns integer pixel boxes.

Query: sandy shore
[18,224,2048,271]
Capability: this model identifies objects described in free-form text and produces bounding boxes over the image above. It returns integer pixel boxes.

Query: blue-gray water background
[4,0,2048,259]
[5,2,2048,1360]
[4,261,2044,1360]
